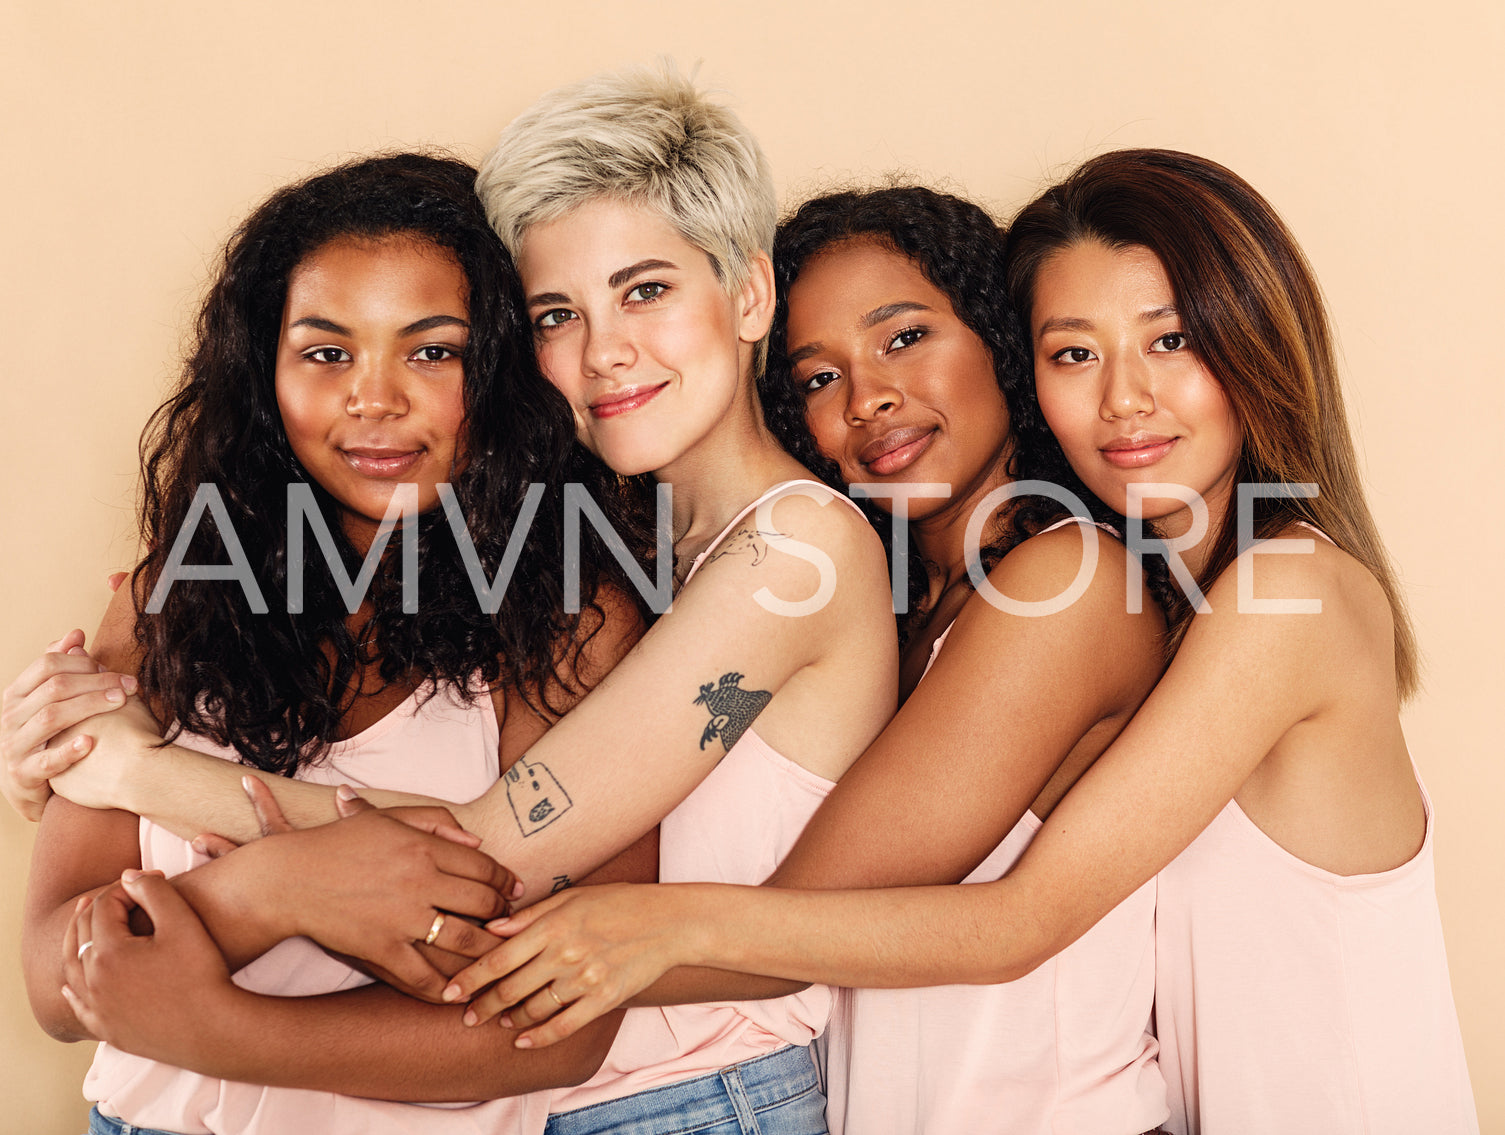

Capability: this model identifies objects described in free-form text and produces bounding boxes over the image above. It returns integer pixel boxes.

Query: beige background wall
[4,2,1499,1130]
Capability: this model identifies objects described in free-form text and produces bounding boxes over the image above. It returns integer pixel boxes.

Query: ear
[735,250,776,345]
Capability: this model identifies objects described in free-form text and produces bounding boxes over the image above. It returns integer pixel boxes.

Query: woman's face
[517,197,773,478]
[785,238,1011,521]
[1031,241,1242,538]
[274,234,469,547]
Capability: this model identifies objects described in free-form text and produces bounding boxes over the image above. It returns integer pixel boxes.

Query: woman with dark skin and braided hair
[444,185,1178,1135]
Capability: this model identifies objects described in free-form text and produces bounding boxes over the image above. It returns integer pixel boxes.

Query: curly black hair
[132,152,649,775]
[758,184,1156,629]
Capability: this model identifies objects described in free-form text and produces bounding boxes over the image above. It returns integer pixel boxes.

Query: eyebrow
[860,301,933,330]
[608,258,679,289]
[287,314,468,336]
[1036,305,1181,336]
[787,300,938,366]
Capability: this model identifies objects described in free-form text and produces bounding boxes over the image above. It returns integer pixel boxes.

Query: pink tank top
[85,681,550,1135]
[824,566,1167,1134]
[1154,782,1478,1133]
[548,481,862,1113]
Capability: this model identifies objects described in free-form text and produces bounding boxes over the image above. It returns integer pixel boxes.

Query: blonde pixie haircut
[477,64,777,355]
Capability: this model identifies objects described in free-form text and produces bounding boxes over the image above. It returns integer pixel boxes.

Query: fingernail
[121,676,138,693]
[462,1009,477,1027]
[485,918,510,933]
[442,983,461,1002]
[68,646,87,657]
[105,689,124,704]
[72,736,89,752]
[191,837,208,855]
[511,880,525,900]
[242,776,257,797]
[336,784,359,801]
[515,1035,534,1049]
[121,868,142,883]
[60,984,76,1002]
[75,895,92,913]
[499,1014,513,1028]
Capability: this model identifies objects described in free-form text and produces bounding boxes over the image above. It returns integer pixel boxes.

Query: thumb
[334,783,377,818]
[116,870,188,935]
[242,775,294,835]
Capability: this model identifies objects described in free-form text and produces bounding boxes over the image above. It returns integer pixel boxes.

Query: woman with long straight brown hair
[434,149,1477,1133]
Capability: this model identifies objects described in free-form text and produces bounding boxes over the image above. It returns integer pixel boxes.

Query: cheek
[802,402,848,466]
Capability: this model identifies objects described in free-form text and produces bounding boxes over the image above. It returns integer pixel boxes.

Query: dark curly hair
[758,184,1157,629]
[132,152,648,775]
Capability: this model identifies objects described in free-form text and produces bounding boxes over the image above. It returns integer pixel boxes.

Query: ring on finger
[77,940,94,961]
[423,912,447,946]
[544,984,565,1009]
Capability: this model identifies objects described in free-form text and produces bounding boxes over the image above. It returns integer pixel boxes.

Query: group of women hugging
[3,64,1478,1134]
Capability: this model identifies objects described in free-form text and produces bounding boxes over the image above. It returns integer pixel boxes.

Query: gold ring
[423,912,447,946]
[77,940,94,961]
[544,985,565,1009]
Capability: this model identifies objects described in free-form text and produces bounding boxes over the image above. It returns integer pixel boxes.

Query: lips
[339,447,426,477]
[1099,433,1177,469]
[857,425,937,476]
[589,382,669,419]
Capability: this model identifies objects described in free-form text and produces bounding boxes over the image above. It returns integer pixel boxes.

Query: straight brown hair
[1005,149,1417,698]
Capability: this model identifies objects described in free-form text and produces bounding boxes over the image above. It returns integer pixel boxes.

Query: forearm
[187,983,619,1100]
[630,966,807,1008]
[661,881,1051,988]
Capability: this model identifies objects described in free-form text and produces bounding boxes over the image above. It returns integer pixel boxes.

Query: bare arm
[457,527,1173,1037]
[53,493,891,899]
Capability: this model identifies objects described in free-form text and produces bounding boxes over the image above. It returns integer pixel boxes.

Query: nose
[1099,353,1155,422]
[844,363,904,424]
[581,313,635,378]
[345,356,409,420]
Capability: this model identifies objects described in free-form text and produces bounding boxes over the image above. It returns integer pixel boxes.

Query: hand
[441,882,685,1048]
[47,692,163,813]
[61,869,245,1066]
[1,631,137,821]
[237,779,522,1002]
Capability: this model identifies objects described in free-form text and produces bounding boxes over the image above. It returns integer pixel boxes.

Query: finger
[8,687,130,756]
[6,651,117,708]
[241,776,294,836]
[11,736,93,796]
[334,784,376,818]
[60,984,102,1040]
[445,933,544,1006]
[61,894,87,987]
[118,870,198,939]
[506,983,573,1031]
[425,913,503,960]
[516,1000,606,1050]
[382,805,482,848]
[376,944,455,1004]
[189,832,240,859]
[46,629,88,655]
[463,952,569,1026]
[420,873,512,925]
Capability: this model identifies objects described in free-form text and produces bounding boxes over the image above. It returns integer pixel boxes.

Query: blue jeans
[545,1044,827,1135]
[88,1107,182,1135]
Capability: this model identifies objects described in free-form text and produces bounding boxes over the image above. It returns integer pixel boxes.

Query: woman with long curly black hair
[14,152,656,1134]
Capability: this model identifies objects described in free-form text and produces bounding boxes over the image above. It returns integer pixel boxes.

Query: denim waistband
[545,1044,823,1135]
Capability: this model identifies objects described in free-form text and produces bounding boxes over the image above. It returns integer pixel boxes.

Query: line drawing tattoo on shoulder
[694,672,773,752]
[703,526,783,569]
[504,757,573,837]
[550,875,573,895]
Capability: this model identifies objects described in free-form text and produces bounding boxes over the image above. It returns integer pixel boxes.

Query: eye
[1050,346,1095,365]
[412,345,461,363]
[1150,332,1188,353]
[626,281,667,303]
[801,369,839,395]
[303,346,350,364]
[535,309,576,330]
[885,326,926,352]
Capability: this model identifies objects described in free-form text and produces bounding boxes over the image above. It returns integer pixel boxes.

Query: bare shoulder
[982,521,1158,625]
[741,484,884,566]
[1210,525,1393,641]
